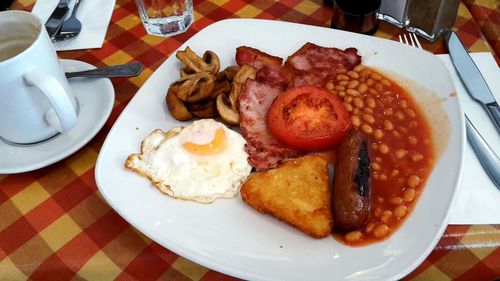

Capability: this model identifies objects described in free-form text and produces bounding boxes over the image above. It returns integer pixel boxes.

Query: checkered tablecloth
[3,0,500,280]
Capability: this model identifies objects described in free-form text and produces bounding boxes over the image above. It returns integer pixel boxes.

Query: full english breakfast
[126,42,435,246]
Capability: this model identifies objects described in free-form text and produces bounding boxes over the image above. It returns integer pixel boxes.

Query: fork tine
[408,33,416,47]
[412,33,423,49]
[404,34,410,46]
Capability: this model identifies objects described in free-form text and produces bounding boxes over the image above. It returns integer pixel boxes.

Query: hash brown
[240,154,333,238]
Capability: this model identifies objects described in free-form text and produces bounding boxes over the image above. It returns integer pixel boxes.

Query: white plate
[0,59,114,174]
[95,19,464,281]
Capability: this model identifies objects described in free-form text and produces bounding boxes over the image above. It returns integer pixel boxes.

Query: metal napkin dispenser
[378,0,460,41]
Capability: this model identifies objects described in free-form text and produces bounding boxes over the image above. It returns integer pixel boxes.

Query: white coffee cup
[0,10,78,144]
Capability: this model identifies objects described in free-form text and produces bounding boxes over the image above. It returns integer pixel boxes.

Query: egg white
[125,119,252,203]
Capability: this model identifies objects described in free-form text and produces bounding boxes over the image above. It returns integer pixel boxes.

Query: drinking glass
[135,0,193,37]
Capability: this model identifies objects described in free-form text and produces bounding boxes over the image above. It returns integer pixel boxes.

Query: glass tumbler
[135,0,193,37]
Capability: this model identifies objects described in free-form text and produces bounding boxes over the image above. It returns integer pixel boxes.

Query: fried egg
[125,119,252,203]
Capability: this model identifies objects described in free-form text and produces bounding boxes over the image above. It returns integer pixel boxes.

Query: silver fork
[399,32,500,189]
[54,0,82,41]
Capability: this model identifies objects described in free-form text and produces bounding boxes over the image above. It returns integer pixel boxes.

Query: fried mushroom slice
[170,72,216,103]
[166,87,193,121]
[216,94,240,125]
[176,47,220,75]
[229,65,256,111]
[212,65,240,99]
[188,99,218,118]
[215,65,256,125]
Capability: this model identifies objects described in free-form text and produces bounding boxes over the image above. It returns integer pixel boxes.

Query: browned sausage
[332,129,371,232]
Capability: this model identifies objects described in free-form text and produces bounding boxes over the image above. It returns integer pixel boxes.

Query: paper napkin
[32,0,116,51]
[439,53,500,225]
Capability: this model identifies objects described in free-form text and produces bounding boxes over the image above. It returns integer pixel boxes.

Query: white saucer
[0,59,114,174]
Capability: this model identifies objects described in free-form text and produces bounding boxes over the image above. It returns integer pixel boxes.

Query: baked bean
[326,81,334,91]
[351,115,361,127]
[364,108,374,114]
[353,97,364,108]
[383,120,394,130]
[354,65,366,72]
[337,74,349,81]
[381,79,391,86]
[374,207,383,218]
[335,85,345,91]
[373,224,389,238]
[404,188,416,202]
[338,91,346,97]
[407,175,421,188]
[375,157,382,163]
[409,120,418,128]
[348,80,360,89]
[396,110,405,120]
[347,89,360,96]
[374,129,384,140]
[371,73,382,80]
[345,231,363,242]
[371,143,378,150]
[379,143,389,154]
[406,108,416,118]
[343,102,353,112]
[381,210,392,223]
[395,149,407,159]
[409,136,418,145]
[364,222,375,234]
[367,79,375,86]
[347,71,360,79]
[371,162,381,171]
[390,196,404,205]
[361,124,373,134]
[400,99,408,108]
[391,169,400,177]
[344,96,353,103]
[394,205,408,218]
[379,174,388,181]
[358,83,368,93]
[366,97,376,108]
[375,83,383,92]
[398,126,408,134]
[377,196,384,203]
[360,68,372,77]
[363,114,375,124]
[352,108,360,115]
[339,80,349,86]
[412,154,424,162]
[392,130,401,138]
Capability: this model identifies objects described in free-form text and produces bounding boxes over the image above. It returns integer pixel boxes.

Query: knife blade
[445,30,500,134]
[45,0,70,39]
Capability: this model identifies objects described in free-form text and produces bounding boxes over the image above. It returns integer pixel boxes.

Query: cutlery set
[45,0,82,42]
[400,31,499,189]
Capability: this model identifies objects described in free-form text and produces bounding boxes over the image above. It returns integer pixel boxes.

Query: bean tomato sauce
[327,65,435,245]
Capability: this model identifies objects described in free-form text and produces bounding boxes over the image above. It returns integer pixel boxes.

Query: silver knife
[445,30,500,134]
[45,0,70,40]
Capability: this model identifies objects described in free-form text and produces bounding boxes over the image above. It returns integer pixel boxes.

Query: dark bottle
[331,0,381,35]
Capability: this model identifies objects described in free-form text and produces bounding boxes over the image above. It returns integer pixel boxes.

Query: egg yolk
[182,128,227,155]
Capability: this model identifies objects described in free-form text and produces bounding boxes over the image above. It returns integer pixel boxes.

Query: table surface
[3,0,500,280]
